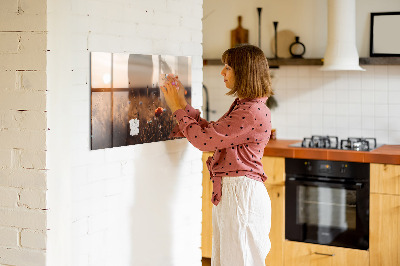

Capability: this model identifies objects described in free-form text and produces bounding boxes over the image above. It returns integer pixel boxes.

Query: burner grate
[301,135,339,149]
[340,137,377,151]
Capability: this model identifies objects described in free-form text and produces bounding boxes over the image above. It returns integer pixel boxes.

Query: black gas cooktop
[289,135,382,151]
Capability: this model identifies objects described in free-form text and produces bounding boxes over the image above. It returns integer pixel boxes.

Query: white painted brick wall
[0,227,19,247]
[21,229,47,250]
[0,0,48,265]
[46,0,203,266]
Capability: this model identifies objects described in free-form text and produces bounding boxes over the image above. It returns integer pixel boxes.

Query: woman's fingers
[160,85,167,95]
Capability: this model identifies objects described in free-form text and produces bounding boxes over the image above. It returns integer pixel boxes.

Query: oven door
[285,177,369,250]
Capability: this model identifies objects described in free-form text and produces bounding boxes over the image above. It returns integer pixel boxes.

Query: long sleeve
[169,104,210,138]
[172,105,256,152]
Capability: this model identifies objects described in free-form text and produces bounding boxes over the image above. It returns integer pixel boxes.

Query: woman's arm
[172,106,257,152]
[161,76,211,138]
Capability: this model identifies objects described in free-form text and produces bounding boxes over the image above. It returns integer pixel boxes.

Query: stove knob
[340,164,347,174]
[305,162,312,171]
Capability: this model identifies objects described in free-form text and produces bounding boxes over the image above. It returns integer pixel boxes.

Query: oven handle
[286,177,364,189]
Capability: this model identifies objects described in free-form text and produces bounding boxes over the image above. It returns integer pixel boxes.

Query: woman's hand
[160,75,185,114]
[173,75,188,108]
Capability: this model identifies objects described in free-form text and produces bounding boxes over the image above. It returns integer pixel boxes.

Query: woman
[161,44,273,266]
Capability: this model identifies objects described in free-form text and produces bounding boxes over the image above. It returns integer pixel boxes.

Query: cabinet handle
[314,252,335,257]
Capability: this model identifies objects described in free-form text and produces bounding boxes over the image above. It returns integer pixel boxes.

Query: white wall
[203,0,400,58]
[203,0,400,145]
[46,0,203,266]
[0,0,48,265]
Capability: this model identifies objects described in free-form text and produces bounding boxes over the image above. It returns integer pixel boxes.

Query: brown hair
[221,44,273,99]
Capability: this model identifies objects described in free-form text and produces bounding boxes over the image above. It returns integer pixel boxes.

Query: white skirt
[212,176,271,266]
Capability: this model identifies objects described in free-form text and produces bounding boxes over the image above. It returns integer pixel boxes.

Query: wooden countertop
[263,139,400,165]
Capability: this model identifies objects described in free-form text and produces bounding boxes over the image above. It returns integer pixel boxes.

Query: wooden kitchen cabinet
[370,163,400,266]
[370,193,400,266]
[262,156,285,266]
[284,241,369,266]
[202,152,213,258]
[370,163,400,195]
[264,184,285,266]
[261,156,285,186]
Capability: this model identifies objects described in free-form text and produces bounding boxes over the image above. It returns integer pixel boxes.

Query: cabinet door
[202,152,213,258]
[370,193,400,266]
[261,156,285,185]
[264,185,284,266]
[284,241,369,266]
[370,163,400,195]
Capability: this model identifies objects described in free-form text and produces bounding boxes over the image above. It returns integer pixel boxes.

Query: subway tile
[336,90,349,103]
[374,117,389,131]
[285,66,298,77]
[311,102,324,113]
[311,127,324,136]
[374,65,388,78]
[349,128,362,137]
[374,90,388,104]
[361,129,375,138]
[388,76,400,91]
[388,104,400,117]
[310,66,324,77]
[348,103,362,116]
[374,77,388,91]
[322,70,335,78]
[361,74,374,91]
[374,130,389,144]
[335,115,348,129]
[336,103,349,116]
[311,87,323,101]
[388,117,400,131]
[298,77,311,89]
[297,89,313,103]
[348,73,362,90]
[361,90,375,104]
[361,104,375,116]
[348,116,362,129]
[298,67,311,78]
[348,90,362,103]
[286,77,299,89]
[310,77,324,89]
[375,104,389,117]
[311,114,324,128]
[388,131,400,143]
[388,91,400,104]
[362,116,375,130]
[323,115,336,129]
[335,75,349,90]
[323,103,336,115]
[323,86,336,103]
[336,128,349,140]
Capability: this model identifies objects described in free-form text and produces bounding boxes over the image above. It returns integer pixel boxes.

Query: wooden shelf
[203,58,323,67]
[359,57,400,65]
[203,57,400,67]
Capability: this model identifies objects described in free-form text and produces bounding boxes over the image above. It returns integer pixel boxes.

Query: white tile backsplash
[204,65,400,144]
[268,65,400,144]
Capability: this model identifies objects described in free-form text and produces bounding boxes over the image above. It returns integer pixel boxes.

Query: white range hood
[320,0,365,71]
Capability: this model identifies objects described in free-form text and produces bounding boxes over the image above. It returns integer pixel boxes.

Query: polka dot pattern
[171,97,272,206]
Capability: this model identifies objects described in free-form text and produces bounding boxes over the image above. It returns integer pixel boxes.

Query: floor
[202,257,211,266]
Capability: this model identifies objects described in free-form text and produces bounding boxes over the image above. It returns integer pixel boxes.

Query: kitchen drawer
[370,163,400,195]
[284,241,369,266]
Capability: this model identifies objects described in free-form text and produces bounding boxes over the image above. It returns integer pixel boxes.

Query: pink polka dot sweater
[170,97,272,206]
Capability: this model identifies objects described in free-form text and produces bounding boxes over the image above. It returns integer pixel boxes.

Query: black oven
[285,158,369,250]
